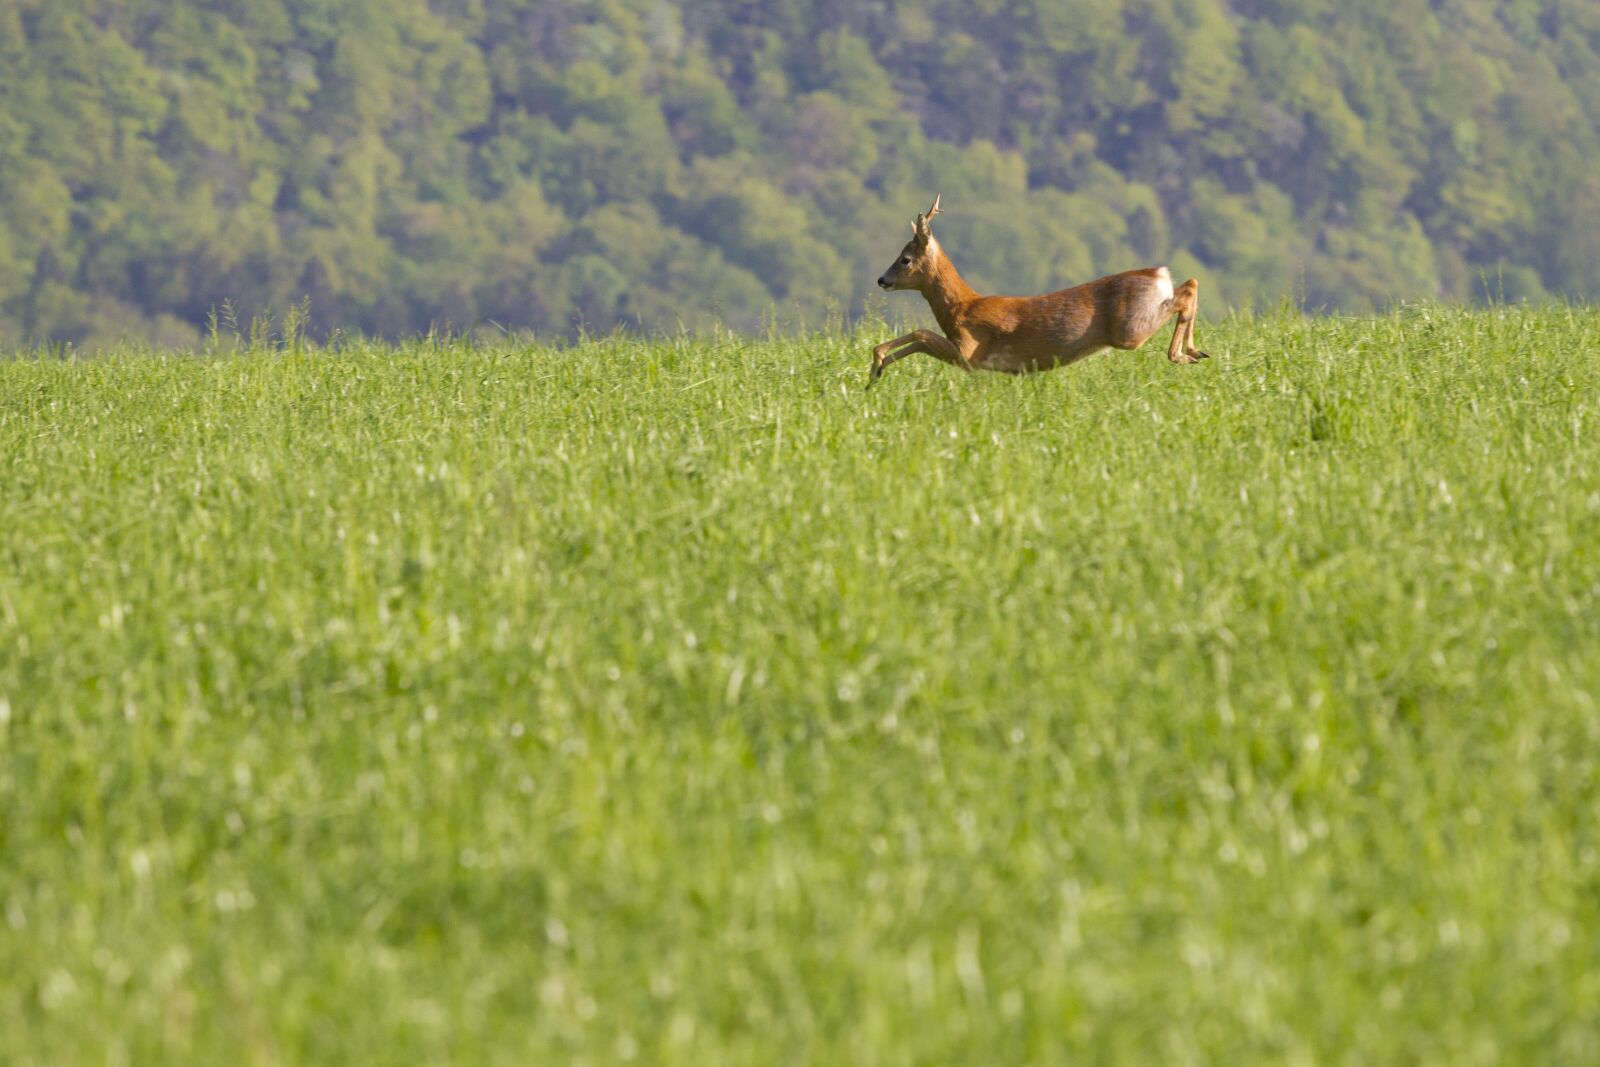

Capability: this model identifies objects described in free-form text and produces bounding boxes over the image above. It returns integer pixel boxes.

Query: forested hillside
[3,0,1599,345]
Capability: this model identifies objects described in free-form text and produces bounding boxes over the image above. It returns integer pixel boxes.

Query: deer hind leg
[869,329,967,386]
[1165,278,1211,364]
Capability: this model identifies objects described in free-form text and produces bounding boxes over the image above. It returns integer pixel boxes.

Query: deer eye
[899,256,911,266]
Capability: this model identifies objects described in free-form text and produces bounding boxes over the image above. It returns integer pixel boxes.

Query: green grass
[2,306,1599,1065]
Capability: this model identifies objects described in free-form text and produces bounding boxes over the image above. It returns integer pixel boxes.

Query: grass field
[3,307,1599,1064]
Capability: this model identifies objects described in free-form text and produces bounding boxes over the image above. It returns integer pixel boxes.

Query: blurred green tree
[1,0,1596,346]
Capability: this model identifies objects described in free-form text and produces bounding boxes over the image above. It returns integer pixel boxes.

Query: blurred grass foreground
[2,306,1599,1063]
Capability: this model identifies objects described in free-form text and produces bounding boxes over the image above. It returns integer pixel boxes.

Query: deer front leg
[868,329,969,386]
[1165,278,1211,364]
[869,330,922,384]
[870,334,921,379]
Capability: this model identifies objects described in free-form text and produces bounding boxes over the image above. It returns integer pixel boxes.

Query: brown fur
[870,196,1210,384]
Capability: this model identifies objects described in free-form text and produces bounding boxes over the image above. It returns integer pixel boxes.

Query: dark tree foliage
[2,0,1597,344]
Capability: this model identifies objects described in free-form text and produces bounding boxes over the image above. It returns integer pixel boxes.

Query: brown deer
[869,195,1210,385]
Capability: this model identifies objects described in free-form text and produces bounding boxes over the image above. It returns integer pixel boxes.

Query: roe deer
[868,195,1210,385]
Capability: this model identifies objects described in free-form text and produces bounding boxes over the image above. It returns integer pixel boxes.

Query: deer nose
[877,276,892,289]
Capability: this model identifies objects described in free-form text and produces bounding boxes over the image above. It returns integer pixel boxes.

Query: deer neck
[917,242,979,336]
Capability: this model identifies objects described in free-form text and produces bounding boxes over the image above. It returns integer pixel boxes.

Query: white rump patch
[1155,266,1174,302]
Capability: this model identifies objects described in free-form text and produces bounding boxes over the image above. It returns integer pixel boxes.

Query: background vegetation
[3,0,1600,346]
[4,311,1599,1062]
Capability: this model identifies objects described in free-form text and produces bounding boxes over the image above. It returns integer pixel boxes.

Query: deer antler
[914,193,943,242]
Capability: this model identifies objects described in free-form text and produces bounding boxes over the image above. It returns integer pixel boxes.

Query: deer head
[877,194,943,291]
